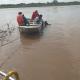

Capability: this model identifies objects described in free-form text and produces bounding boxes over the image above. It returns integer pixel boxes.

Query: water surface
[0,6,80,80]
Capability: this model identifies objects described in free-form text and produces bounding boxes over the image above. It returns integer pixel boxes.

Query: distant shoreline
[0,2,80,8]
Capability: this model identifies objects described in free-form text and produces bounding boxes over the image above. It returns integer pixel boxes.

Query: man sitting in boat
[35,14,43,24]
[17,12,29,26]
[35,14,49,26]
[22,14,30,26]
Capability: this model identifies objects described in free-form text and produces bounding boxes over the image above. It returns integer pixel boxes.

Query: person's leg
[25,20,30,25]
[45,21,48,25]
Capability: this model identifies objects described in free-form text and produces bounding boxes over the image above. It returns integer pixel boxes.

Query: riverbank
[0,2,80,8]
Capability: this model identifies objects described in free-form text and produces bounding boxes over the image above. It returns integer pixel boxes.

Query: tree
[53,0,58,4]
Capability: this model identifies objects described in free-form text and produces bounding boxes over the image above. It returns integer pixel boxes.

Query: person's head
[35,10,38,13]
[18,12,22,15]
[22,14,24,17]
[39,14,42,19]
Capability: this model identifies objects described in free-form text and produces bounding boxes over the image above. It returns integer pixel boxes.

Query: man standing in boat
[17,12,24,26]
[31,10,39,21]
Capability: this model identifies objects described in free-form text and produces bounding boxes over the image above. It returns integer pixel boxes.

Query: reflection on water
[19,30,45,48]
[0,5,80,80]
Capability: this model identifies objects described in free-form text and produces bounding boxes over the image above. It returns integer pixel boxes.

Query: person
[17,12,24,26]
[35,14,49,27]
[22,14,30,26]
[31,10,39,21]
[35,14,43,24]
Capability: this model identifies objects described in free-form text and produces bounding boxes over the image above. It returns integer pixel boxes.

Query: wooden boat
[18,21,46,33]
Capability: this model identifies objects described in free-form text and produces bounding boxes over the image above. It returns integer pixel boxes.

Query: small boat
[18,21,46,33]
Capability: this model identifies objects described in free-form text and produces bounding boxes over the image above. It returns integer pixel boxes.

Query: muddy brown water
[0,6,80,80]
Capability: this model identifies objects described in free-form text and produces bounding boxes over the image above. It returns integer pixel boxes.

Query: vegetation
[0,1,80,8]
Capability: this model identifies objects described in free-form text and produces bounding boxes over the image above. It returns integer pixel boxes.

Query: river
[0,5,80,80]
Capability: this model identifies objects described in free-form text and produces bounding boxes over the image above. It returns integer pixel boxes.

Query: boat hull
[18,22,46,33]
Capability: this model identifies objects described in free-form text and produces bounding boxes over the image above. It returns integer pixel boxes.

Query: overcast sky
[0,0,80,4]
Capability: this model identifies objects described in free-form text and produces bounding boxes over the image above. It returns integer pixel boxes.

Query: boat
[18,21,46,33]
